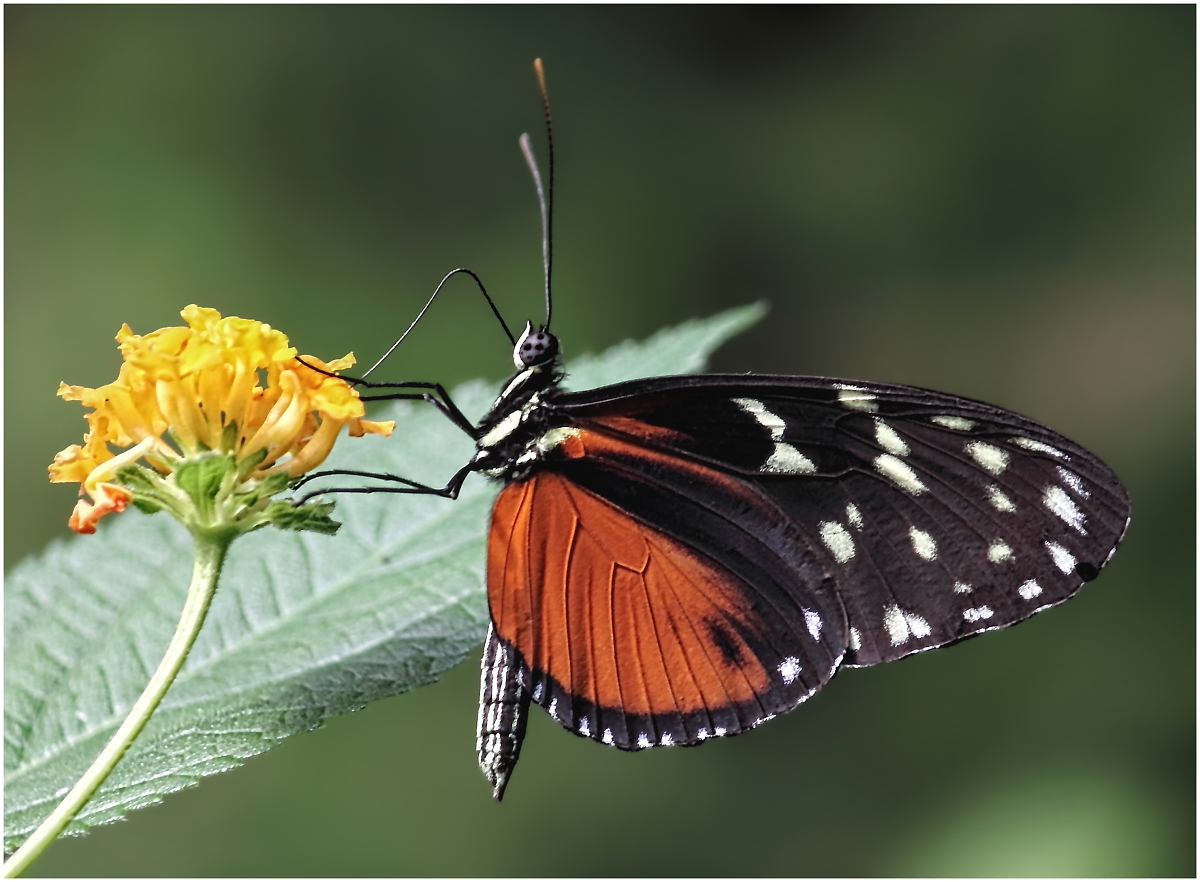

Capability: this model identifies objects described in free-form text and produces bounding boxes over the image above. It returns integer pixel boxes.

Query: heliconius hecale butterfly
[296,60,1130,801]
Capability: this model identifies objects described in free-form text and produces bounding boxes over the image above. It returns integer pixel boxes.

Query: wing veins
[648,538,761,726]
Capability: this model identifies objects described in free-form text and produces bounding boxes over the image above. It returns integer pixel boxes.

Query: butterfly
[297,60,1130,801]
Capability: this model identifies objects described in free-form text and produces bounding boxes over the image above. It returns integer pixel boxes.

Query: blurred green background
[6,5,1194,876]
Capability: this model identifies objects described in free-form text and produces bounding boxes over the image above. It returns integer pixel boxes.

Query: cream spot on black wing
[966,441,1009,475]
[931,415,976,430]
[1015,437,1067,459]
[778,656,802,684]
[834,384,879,413]
[819,521,856,563]
[1018,579,1043,600]
[874,419,910,456]
[909,527,937,561]
[1044,485,1087,534]
[988,539,1014,563]
[874,454,926,494]
[1045,541,1077,574]
[963,605,994,622]
[986,484,1016,512]
[1057,466,1090,498]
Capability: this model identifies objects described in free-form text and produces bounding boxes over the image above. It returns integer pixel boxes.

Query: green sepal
[175,453,235,506]
[236,446,269,480]
[230,470,291,510]
[113,464,161,495]
[262,500,341,535]
[130,498,164,515]
[113,464,167,514]
[257,470,292,497]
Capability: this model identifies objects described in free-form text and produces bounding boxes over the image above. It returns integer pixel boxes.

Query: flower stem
[3,531,234,878]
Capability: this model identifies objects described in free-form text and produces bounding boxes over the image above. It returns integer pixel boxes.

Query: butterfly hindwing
[554,375,1131,667]
[487,428,848,750]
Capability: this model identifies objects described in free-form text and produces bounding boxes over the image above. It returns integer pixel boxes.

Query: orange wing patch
[488,471,773,722]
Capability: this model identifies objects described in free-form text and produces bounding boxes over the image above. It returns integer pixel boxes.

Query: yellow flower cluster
[50,305,393,533]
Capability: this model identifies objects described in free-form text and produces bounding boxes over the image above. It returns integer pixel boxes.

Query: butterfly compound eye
[515,323,559,367]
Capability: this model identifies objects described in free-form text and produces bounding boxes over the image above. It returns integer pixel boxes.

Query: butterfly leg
[297,358,478,439]
[290,462,476,505]
[354,388,478,439]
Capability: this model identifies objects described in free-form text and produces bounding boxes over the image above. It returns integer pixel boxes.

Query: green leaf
[3,305,764,850]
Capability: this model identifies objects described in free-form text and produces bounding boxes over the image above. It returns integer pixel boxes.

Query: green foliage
[3,304,763,852]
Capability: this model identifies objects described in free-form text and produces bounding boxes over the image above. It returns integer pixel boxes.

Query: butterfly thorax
[472,352,568,482]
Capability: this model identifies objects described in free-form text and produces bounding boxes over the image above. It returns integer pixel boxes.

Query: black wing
[548,374,1130,667]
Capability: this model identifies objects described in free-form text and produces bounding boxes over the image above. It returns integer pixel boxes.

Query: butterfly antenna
[360,267,515,379]
[518,57,554,331]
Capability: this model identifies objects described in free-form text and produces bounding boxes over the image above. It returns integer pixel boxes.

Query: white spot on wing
[884,606,932,644]
[779,656,802,684]
[660,733,674,746]
[909,527,937,560]
[874,419,910,456]
[532,682,544,702]
[883,605,909,645]
[804,609,823,641]
[733,399,816,473]
[932,415,976,430]
[906,611,931,638]
[835,384,879,412]
[1016,437,1067,459]
[1057,466,1090,498]
[1044,485,1087,534]
[1045,540,1077,574]
[849,627,861,651]
[963,605,994,622]
[1018,579,1043,600]
[696,728,710,740]
[763,442,817,474]
[954,582,973,594]
[714,726,727,737]
[966,441,1009,475]
[579,716,590,737]
[986,484,1016,512]
[636,733,651,749]
[874,454,926,494]
[988,540,1014,563]
[602,728,614,745]
[733,397,785,439]
[548,698,558,720]
[819,521,856,563]
[846,503,864,529]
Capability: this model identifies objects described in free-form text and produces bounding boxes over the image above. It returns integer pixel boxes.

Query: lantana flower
[49,304,392,535]
[9,305,395,876]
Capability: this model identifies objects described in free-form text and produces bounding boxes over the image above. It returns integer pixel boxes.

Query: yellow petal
[280,416,345,477]
[348,418,395,438]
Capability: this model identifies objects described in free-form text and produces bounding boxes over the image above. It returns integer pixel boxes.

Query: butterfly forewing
[553,375,1130,667]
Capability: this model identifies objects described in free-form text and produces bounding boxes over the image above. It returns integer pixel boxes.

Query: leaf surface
[3,304,764,849]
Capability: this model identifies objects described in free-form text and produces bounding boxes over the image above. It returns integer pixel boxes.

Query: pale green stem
[3,531,233,878]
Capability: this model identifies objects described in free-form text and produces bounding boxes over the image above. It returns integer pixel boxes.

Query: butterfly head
[514,320,559,369]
